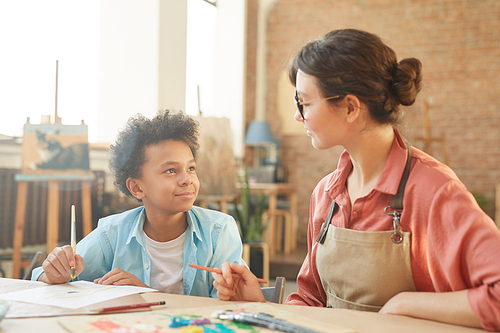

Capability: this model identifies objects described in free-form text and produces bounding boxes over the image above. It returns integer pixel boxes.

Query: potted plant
[234,167,268,278]
[234,167,267,243]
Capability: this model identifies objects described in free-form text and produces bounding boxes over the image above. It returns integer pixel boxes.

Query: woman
[212,29,500,331]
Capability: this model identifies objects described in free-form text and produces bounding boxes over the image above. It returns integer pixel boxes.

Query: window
[185,0,217,117]
[0,0,100,141]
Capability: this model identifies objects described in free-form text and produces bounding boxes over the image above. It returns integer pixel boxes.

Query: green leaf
[233,166,267,243]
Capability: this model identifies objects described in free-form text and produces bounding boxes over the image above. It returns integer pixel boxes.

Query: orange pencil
[189,264,268,284]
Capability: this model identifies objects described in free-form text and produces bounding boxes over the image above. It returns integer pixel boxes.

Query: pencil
[70,205,76,279]
[93,301,166,313]
[189,264,268,284]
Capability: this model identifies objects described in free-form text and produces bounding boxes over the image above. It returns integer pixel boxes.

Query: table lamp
[245,120,275,146]
[245,120,277,167]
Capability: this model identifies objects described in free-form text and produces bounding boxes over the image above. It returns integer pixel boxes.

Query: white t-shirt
[144,231,185,294]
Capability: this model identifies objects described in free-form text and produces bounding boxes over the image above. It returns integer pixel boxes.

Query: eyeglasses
[294,91,342,120]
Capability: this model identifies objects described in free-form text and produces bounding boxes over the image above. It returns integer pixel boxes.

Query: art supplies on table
[57,302,355,333]
[213,310,321,333]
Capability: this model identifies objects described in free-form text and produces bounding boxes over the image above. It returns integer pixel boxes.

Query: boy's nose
[180,176,193,186]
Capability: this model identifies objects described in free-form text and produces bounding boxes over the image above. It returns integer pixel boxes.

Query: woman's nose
[294,109,304,122]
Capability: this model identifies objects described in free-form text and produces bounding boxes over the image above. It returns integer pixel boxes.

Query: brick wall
[245,0,500,246]
[244,0,259,167]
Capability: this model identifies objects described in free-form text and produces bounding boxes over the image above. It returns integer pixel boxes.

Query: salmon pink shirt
[286,130,500,331]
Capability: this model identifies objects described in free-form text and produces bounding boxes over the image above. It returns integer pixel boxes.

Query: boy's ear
[126,178,145,200]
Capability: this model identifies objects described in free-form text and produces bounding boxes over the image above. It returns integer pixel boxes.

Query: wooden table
[0,278,486,333]
[236,183,298,255]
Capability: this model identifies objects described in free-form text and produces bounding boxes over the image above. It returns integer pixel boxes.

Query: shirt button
[353,211,358,217]
[144,264,149,269]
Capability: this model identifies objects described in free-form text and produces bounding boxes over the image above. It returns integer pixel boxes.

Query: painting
[21,122,90,172]
[194,116,237,197]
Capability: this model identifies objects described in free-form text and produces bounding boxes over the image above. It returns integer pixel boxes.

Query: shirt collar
[374,129,408,195]
[127,207,201,245]
[186,209,203,243]
[128,206,147,246]
[325,128,409,197]
[325,150,352,197]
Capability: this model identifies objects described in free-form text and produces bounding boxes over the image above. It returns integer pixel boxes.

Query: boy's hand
[94,268,151,289]
[211,262,265,302]
[39,245,85,284]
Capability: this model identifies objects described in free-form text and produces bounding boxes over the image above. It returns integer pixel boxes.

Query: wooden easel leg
[12,181,28,279]
[283,211,292,255]
[260,242,269,287]
[46,180,60,253]
[268,194,278,256]
[290,191,298,252]
[275,215,283,253]
[242,243,250,266]
[81,182,93,236]
[220,200,228,214]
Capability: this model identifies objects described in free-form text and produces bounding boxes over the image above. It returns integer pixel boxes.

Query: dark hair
[109,110,200,199]
[288,29,422,124]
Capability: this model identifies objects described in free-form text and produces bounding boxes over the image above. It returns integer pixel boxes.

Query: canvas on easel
[21,120,90,173]
[193,116,238,214]
[194,116,237,196]
[11,119,94,279]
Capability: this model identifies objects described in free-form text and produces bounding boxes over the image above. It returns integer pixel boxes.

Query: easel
[414,99,449,165]
[11,60,94,278]
[12,172,94,278]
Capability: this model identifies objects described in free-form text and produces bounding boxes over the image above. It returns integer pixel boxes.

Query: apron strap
[389,137,412,210]
[384,137,412,244]
[317,137,413,245]
[317,199,337,244]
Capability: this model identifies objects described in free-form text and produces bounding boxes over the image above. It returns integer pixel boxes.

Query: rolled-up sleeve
[425,180,500,331]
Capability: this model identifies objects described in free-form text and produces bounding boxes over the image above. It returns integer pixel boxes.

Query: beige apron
[316,138,416,312]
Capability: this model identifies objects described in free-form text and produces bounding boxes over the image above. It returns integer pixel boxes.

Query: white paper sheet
[0,281,156,309]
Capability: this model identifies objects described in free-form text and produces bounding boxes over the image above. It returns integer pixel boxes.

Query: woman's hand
[211,262,265,302]
[39,245,85,284]
[94,268,150,289]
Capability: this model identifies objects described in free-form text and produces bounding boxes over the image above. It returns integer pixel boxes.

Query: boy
[32,111,245,297]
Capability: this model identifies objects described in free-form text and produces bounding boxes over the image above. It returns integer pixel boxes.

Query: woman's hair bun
[392,58,423,106]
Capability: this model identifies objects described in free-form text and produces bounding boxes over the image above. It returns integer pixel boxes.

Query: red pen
[189,264,268,284]
[92,301,166,313]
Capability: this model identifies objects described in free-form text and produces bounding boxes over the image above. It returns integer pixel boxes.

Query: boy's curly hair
[109,110,200,199]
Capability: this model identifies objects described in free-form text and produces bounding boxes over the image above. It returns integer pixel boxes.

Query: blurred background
[0,0,499,293]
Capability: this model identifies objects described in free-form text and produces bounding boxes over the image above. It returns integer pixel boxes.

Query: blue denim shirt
[32,206,245,297]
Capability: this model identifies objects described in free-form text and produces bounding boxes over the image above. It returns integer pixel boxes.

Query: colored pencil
[93,301,166,313]
[189,264,268,284]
